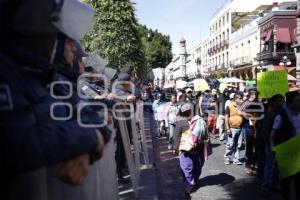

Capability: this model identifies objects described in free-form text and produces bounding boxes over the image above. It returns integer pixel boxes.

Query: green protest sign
[273,135,300,178]
[257,71,289,98]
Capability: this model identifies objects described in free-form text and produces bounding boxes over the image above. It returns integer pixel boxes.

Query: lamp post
[279,56,292,70]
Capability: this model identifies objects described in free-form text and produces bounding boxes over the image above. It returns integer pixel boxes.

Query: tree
[82,0,146,76]
[139,25,173,70]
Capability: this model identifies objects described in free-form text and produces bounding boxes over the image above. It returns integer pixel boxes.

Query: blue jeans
[262,146,279,190]
[241,126,255,166]
[224,128,242,162]
[179,151,203,187]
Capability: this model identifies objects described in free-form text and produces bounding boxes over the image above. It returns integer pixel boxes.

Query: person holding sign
[271,91,300,200]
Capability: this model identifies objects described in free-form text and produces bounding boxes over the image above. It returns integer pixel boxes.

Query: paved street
[119,111,285,200]
[148,106,285,200]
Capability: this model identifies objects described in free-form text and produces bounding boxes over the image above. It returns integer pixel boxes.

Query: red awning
[276,28,291,44]
[296,9,300,17]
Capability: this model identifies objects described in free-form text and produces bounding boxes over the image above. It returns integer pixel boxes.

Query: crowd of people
[152,84,300,199]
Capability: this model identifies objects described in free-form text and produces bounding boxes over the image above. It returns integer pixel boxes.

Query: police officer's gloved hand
[56,154,91,186]
[55,129,106,186]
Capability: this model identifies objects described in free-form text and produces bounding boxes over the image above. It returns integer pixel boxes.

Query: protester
[175,104,207,194]
[256,94,285,196]
[239,90,259,174]
[271,91,300,200]
[217,89,230,141]
[166,94,179,150]
[177,88,187,103]
[199,89,211,120]
[207,89,218,138]
[153,93,164,137]
[224,93,244,165]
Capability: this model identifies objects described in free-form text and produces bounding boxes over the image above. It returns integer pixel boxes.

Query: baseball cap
[229,93,235,99]
[180,104,192,113]
[186,88,193,93]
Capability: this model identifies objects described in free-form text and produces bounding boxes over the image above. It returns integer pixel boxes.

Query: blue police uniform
[0,47,105,190]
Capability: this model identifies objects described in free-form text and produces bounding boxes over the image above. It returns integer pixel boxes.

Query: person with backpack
[174,104,207,194]
[224,93,244,165]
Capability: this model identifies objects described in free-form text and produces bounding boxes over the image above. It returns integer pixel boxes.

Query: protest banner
[257,70,289,98]
[194,79,210,92]
[273,135,300,178]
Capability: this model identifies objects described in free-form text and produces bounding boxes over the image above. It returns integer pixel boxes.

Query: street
[149,112,283,200]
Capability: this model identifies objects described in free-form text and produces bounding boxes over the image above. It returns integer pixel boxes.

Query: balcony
[230,56,254,68]
[257,49,295,61]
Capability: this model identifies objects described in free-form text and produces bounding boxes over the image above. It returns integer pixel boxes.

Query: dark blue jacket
[0,48,102,175]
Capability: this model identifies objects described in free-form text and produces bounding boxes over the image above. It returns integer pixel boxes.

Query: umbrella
[194,79,210,92]
[219,77,246,83]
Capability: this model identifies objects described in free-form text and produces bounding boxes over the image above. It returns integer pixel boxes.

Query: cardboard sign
[257,71,289,98]
[273,135,300,178]
[194,79,210,92]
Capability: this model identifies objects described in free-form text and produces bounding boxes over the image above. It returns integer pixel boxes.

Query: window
[226,29,229,40]
[227,12,229,23]
[223,16,225,26]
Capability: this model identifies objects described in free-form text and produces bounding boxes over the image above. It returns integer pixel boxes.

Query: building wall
[229,19,260,66]
[208,0,297,74]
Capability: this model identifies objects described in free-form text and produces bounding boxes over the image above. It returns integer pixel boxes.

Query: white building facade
[229,17,261,80]
[208,0,296,77]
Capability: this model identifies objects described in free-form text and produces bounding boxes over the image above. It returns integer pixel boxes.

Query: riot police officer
[0,0,109,199]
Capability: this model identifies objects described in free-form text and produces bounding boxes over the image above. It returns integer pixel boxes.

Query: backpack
[228,104,243,128]
[179,116,206,152]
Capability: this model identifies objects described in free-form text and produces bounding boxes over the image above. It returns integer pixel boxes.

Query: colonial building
[257,3,297,76]
[229,17,261,80]
[208,0,296,76]
[293,0,300,86]
[164,38,196,85]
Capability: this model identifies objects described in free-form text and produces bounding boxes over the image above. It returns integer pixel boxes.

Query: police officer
[0,0,108,199]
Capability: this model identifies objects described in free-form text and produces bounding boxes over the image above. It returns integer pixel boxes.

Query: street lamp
[279,56,292,69]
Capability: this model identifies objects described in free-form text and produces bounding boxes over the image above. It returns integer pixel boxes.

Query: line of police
[0,1,144,199]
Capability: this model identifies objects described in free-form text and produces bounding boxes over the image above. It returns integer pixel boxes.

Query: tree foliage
[82,0,173,78]
[82,0,146,76]
[139,25,173,70]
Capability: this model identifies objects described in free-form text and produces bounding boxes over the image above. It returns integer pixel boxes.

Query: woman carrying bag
[173,104,211,194]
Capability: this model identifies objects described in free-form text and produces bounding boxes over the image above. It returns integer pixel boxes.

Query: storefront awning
[276,28,291,44]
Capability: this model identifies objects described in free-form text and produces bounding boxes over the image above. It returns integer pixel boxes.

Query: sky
[134,0,227,54]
